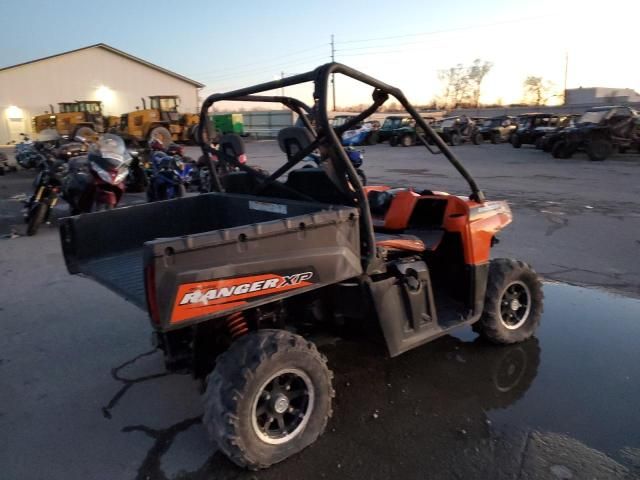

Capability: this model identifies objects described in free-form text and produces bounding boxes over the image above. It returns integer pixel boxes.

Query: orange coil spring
[226,311,249,339]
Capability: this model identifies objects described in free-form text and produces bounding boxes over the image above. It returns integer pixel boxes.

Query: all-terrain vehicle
[377,115,412,143]
[435,116,480,146]
[510,113,566,148]
[388,116,437,147]
[550,106,639,161]
[59,63,543,470]
[476,116,517,144]
[536,114,580,151]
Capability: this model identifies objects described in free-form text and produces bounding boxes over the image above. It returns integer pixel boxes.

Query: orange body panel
[366,186,512,265]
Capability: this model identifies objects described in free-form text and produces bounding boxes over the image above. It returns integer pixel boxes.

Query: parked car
[551,106,640,161]
[511,113,563,148]
[377,115,412,143]
[476,116,517,144]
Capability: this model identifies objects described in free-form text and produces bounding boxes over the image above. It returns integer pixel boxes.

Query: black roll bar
[198,63,486,272]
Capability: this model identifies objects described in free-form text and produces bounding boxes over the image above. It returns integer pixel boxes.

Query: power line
[200,55,328,93]
[190,43,327,78]
[199,53,328,83]
[337,14,551,45]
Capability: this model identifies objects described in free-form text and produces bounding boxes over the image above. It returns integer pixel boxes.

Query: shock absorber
[225,311,249,339]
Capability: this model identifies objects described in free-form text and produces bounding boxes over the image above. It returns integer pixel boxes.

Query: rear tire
[490,132,499,144]
[26,202,48,236]
[450,133,461,146]
[511,134,522,148]
[473,259,543,344]
[587,138,612,161]
[356,168,367,186]
[389,136,398,147]
[472,133,483,145]
[203,330,334,470]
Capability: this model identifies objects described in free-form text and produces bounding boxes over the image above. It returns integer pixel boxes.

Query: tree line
[436,59,559,109]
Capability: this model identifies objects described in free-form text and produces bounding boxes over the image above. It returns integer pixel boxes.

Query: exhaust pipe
[141,98,146,109]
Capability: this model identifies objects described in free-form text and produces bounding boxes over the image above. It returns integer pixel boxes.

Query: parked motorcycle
[23,153,67,236]
[146,150,192,201]
[63,134,131,213]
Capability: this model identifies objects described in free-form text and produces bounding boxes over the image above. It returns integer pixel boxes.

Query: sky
[1,0,639,109]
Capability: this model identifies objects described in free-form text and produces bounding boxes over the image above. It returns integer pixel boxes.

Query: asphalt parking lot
[1,141,639,479]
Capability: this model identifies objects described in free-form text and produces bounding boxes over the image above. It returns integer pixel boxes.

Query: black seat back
[219,134,246,162]
[277,127,314,160]
[286,168,349,204]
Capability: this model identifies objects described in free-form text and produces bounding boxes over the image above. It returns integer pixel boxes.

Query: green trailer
[210,113,244,136]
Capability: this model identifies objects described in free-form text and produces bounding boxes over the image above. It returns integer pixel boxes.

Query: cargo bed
[60,193,362,329]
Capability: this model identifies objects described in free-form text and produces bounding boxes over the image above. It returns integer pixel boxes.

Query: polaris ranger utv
[59,63,543,470]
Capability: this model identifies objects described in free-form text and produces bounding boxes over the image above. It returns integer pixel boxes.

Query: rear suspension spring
[225,311,249,339]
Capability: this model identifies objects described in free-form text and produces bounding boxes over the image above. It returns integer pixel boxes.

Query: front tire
[203,330,334,470]
[26,202,48,236]
[400,134,413,147]
[473,259,543,344]
[356,168,367,186]
[450,133,461,146]
[511,134,522,148]
[472,132,483,145]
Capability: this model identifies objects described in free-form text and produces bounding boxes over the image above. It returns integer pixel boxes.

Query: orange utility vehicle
[60,63,543,470]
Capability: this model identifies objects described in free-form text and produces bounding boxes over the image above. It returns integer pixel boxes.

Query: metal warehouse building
[0,43,203,144]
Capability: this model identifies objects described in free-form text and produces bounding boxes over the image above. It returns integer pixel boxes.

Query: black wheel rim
[499,281,531,330]
[252,368,314,445]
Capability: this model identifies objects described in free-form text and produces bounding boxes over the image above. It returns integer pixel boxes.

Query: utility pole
[331,34,336,111]
[563,51,569,105]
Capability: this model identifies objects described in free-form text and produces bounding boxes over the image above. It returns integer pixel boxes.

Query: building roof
[0,43,204,88]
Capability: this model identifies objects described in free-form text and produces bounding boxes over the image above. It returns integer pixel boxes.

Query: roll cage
[198,62,485,272]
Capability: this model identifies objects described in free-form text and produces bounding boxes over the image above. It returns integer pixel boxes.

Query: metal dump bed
[60,193,362,330]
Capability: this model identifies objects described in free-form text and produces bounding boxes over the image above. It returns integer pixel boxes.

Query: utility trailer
[60,62,543,470]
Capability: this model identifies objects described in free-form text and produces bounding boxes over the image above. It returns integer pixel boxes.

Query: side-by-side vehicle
[59,63,543,470]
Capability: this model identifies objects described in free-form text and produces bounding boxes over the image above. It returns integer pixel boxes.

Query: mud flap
[367,259,441,357]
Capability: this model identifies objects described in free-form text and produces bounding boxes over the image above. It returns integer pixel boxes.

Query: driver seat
[219,134,247,164]
[277,127,314,160]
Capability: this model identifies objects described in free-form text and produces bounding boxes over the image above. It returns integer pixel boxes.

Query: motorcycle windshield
[89,134,130,170]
